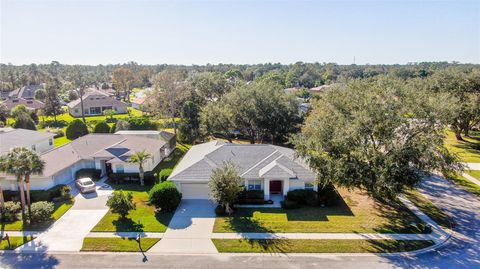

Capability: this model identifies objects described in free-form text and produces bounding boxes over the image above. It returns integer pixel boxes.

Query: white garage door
[181,183,211,199]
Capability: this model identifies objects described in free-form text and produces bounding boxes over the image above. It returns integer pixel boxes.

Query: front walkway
[148,199,218,254]
[462,163,480,187]
[16,178,112,252]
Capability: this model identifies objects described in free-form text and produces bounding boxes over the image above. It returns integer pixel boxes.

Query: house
[168,141,317,200]
[3,85,45,111]
[114,130,176,156]
[131,96,146,111]
[0,128,55,155]
[0,132,172,191]
[67,89,128,117]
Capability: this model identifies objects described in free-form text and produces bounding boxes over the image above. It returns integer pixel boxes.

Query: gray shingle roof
[40,134,166,177]
[67,90,126,109]
[169,141,316,182]
[0,128,55,154]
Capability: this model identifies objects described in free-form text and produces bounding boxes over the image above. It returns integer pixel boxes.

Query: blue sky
[1,0,479,65]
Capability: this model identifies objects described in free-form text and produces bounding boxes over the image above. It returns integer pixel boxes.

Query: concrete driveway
[148,199,218,253]
[17,179,113,252]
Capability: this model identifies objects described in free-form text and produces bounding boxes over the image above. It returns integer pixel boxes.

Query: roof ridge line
[240,148,281,177]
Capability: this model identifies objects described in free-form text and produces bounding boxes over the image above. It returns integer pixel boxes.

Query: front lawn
[447,173,480,197]
[1,199,74,231]
[91,184,173,232]
[444,130,480,163]
[212,239,434,253]
[81,237,159,252]
[0,235,35,250]
[214,189,425,234]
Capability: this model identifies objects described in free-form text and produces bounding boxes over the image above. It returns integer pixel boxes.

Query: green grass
[444,130,480,163]
[91,184,173,232]
[212,239,435,253]
[404,190,452,228]
[214,189,425,234]
[41,107,143,123]
[1,199,74,231]
[81,237,160,252]
[154,143,191,172]
[0,235,35,250]
[446,173,480,197]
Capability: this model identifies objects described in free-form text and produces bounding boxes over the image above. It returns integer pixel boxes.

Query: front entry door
[270,180,282,194]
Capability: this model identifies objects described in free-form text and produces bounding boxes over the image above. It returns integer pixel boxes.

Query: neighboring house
[3,84,45,111]
[115,130,176,156]
[0,132,172,191]
[0,128,55,155]
[168,141,317,200]
[131,97,146,111]
[67,89,128,117]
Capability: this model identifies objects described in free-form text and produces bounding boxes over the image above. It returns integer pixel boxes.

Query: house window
[49,139,53,146]
[116,164,124,173]
[248,180,261,190]
[305,182,314,190]
[90,107,101,114]
[74,109,79,114]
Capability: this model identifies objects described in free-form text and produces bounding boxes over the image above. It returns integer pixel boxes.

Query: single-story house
[0,128,55,155]
[168,141,317,200]
[0,132,173,191]
[114,130,176,156]
[67,89,128,117]
[3,84,45,111]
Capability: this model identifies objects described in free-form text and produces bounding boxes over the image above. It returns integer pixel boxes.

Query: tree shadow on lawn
[371,199,425,234]
[225,215,291,253]
[113,218,145,232]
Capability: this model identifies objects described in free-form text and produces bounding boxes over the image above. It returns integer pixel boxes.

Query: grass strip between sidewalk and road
[0,235,34,250]
[212,239,435,253]
[81,237,160,252]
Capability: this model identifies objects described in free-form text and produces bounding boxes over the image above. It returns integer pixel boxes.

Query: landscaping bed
[214,188,426,234]
[1,199,74,231]
[91,183,174,233]
[81,237,160,252]
[0,235,35,250]
[212,239,435,253]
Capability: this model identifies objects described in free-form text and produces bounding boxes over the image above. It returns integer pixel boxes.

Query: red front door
[270,180,282,194]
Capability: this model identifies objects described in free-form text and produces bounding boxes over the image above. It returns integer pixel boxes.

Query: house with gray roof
[0,128,55,155]
[67,89,128,117]
[0,132,172,191]
[168,140,317,200]
[3,84,45,111]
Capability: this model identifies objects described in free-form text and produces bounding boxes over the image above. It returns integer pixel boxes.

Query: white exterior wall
[33,138,54,154]
[52,160,95,186]
[111,147,163,174]
[288,179,305,191]
[0,175,55,191]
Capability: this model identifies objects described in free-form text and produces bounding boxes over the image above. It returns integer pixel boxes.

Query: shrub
[281,199,300,209]
[107,191,136,218]
[38,120,68,129]
[113,119,130,132]
[66,119,89,139]
[93,121,110,133]
[148,181,181,212]
[13,113,36,130]
[2,201,21,222]
[237,189,265,205]
[286,189,318,206]
[76,168,102,181]
[30,201,54,223]
[159,168,173,181]
[127,117,157,130]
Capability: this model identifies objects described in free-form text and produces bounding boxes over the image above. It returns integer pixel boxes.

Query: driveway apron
[148,199,218,253]
[17,179,112,252]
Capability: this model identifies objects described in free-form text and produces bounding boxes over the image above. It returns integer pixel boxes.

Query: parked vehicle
[76,177,96,193]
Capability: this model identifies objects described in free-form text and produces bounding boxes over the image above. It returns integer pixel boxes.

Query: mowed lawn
[214,188,425,234]
[444,130,480,163]
[1,199,74,231]
[81,237,160,252]
[212,239,434,253]
[91,184,173,232]
[0,235,35,250]
[448,172,480,197]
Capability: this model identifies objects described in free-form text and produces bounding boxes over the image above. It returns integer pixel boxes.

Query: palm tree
[23,151,45,221]
[0,148,29,222]
[128,150,152,186]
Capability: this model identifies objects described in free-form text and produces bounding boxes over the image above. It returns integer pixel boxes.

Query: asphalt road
[1,175,479,269]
